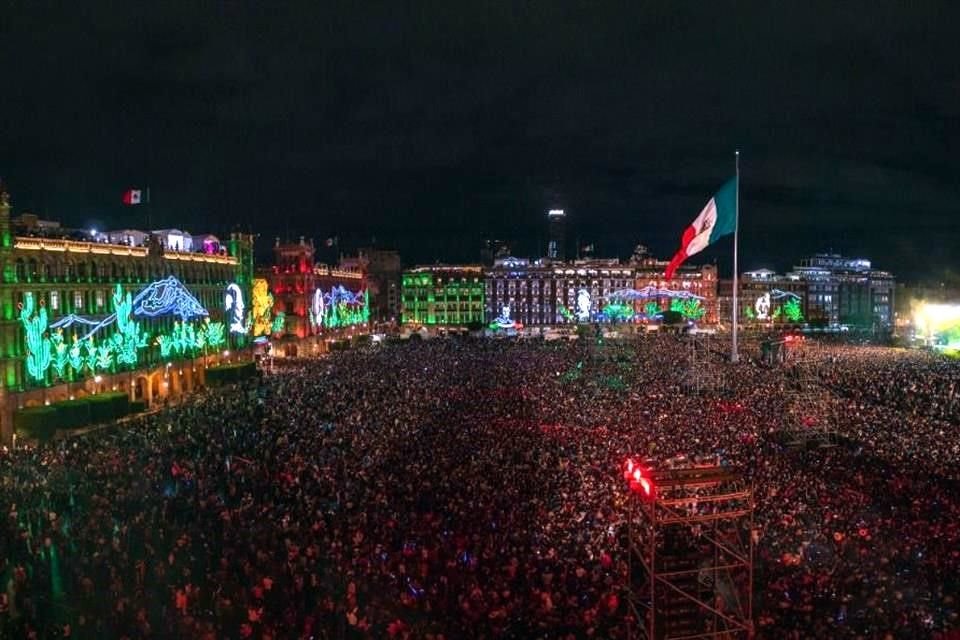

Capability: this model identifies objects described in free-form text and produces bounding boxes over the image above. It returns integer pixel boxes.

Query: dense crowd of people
[2,333,960,639]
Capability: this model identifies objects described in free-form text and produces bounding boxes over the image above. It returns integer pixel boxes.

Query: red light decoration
[623,458,654,498]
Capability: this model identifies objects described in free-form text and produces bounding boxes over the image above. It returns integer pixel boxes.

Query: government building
[259,238,369,356]
[0,184,254,444]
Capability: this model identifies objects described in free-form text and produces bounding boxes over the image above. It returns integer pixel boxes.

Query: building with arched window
[0,184,255,444]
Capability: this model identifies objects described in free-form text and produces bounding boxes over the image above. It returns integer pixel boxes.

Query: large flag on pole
[664,177,737,279]
[123,189,144,205]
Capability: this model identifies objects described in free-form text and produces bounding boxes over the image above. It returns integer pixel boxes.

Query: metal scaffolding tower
[626,462,755,640]
[681,334,724,396]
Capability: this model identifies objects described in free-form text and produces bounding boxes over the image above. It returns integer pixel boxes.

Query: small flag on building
[665,178,736,279]
[122,189,146,205]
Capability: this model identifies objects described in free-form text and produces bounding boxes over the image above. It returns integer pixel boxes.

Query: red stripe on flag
[665,224,697,279]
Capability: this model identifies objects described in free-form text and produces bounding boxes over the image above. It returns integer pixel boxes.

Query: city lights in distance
[548,209,565,217]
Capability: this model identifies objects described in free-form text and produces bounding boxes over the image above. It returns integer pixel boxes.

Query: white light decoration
[311,288,325,327]
[494,304,515,328]
[225,283,247,334]
[755,292,771,320]
[576,289,592,322]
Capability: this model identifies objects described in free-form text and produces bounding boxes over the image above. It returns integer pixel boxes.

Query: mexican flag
[665,177,736,279]
[122,189,144,205]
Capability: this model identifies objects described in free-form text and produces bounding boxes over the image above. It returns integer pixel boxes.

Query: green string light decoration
[19,293,52,381]
[782,298,804,322]
[50,330,70,379]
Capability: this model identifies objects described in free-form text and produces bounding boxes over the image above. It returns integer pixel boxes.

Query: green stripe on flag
[707,177,737,244]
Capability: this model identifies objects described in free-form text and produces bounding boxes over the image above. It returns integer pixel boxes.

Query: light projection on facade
[490,304,516,329]
[669,298,706,320]
[308,285,370,330]
[605,287,707,322]
[225,283,247,334]
[19,294,52,381]
[251,278,274,337]
[744,289,803,322]
[601,302,635,322]
[132,276,209,321]
[575,289,592,322]
[51,275,208,340]
[20,278,226,385]
[309,288,326,329]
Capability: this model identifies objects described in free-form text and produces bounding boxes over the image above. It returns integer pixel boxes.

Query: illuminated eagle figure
[132,276,209,321]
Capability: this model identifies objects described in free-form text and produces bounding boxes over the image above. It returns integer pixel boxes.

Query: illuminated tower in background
[547,209,566,261]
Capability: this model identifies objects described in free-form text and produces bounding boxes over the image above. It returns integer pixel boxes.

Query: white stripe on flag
[684,197,717,256]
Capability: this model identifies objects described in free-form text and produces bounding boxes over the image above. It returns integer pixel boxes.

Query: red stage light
[623,457,654,498]
[639,477,652,496]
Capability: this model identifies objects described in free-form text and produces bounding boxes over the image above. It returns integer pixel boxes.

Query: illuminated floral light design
[643,302,662,318]
[109,284,149,366]
[745,290,802,322]
[19,293,52,381]
[51,276,209,341]
[669,298,705,320]
[156,319,226,358]
[67,340,83,371]
[559,305,575,322]
[83,339,98,373]
[251,278,274,337]
[271,311,286,335]
[205,321,226,348]
[22,277,229,385]
[322,286,369,329]
[50,331,69,379]
[783,297,804,322]
[601,302,635,322]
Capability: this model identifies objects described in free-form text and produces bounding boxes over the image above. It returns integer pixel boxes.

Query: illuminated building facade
[339,247,401,324]
[0,184,255,443]
[484,252,717,327]
[789,254,895,327]
[630,250,719,324]
[401,265,485,326]
[551,260,634,324]
[263,238,368,353]
[484,258,557,326]
[737,270,809,324]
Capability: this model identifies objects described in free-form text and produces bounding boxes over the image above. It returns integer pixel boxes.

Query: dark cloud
[0,1,957,279]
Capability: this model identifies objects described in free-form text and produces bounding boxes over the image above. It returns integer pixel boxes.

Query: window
[96,290,105,308]
[50,291,60,311]
[74,291,83,310]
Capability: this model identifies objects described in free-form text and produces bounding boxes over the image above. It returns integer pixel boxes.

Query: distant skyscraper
[547,209,566,260]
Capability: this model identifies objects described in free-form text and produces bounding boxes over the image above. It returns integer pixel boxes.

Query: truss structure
[680,335,725,396]
[627,463,754,640]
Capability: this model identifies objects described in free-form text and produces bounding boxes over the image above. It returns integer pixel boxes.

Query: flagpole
[731,150,740,363]
[145,187,152,232]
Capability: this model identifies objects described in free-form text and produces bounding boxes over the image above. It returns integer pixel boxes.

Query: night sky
[1,2,958,281]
